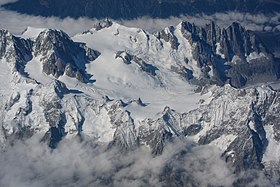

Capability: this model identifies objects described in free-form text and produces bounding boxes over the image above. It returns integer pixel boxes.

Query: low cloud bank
[0,2,279,36]
[0,136,237,187]
[0,8,99,36]
[119,12,280,33]
[0,135,275,187]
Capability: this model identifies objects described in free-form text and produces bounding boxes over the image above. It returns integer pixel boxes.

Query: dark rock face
[0,29,33,75]
[0,28,100,82]
[40,80,68,148]
[93,19,113,31]
[115,51,158,76]
[34,29,100,82]
[183,124,201,136]
[2,0,280,19]
[156,26,179,50]
[257,31,280,58]
[170,65,194,81]
[222,129,264,173]
[221,23,276,87]
[139,107,181,155]
[176,21,278,88]
[106,100,139,151]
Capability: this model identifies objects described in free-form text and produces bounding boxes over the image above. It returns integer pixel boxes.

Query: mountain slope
[74,20,278,88]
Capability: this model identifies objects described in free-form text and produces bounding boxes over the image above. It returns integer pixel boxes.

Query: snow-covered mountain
[0,20,280,186]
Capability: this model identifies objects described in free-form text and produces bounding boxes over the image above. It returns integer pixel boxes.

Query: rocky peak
[179,21,278,88]
[52,79,69,98]
[34,29,71,53]
[0,29,32,75]
[93,18,113,31]
[0,28,100,82]
[107,100,138,151]
[156,26,179,50]
[34,29,100,82]
[180,21,202,43]
[180,21,270,61]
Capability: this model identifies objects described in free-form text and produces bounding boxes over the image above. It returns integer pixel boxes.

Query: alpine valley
[1,18,280,186]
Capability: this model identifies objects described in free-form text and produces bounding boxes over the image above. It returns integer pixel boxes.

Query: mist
[0,0,279,36]
[0,134,238,187]
[119,12,280,33]
[0,133,275,187]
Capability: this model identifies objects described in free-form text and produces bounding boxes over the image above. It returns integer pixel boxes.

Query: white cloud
[0,0,17,6]
[0,135,275,186]
[117,12,280,33]
[0,4,280,37]
[0,7,100,36]
[0,136,238,187]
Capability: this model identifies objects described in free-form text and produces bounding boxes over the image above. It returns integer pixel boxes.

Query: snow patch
[215,43,225,59]
[263,125,280,162]
[20,27,46,40]
[210,134,237,152]
[246,52,267,62]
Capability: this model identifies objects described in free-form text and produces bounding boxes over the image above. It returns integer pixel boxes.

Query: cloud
[119,12,280,33]
[0,135,239,187]
[0,3,280,37]
[0,135,276,186]
[0,7,101,36]
[0,0,17,6]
